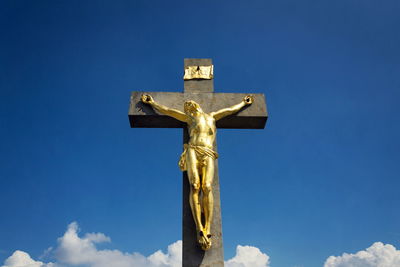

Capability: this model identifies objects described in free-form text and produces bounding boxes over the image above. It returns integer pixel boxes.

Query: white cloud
[225,245,270,267]
[2,222,270,267]
[1,250,54,267]
[53,222,181,267]
[324,242,400,267]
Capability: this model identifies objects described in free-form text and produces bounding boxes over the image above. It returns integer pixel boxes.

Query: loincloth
[178,144,219,171]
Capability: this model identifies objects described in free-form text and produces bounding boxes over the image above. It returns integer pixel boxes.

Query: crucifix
[128,58,268,267]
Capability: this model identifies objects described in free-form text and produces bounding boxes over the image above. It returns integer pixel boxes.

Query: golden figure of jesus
[141,94,253,250]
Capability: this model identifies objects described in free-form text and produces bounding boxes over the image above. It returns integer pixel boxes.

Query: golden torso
[187,113,216,148]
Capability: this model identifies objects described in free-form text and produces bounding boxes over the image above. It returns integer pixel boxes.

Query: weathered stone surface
[184,58,213,67]
[128,91,268,129]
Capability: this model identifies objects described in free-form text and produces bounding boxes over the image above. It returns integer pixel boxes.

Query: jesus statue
[141,94,253,250]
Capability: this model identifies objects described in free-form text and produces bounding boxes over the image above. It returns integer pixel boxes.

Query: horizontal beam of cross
[128,91,268,129]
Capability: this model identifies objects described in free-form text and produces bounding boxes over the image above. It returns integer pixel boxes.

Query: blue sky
[1,1,400,267]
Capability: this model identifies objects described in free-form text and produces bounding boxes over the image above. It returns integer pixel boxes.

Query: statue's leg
[202,157,214,239]
[186,148,203,234]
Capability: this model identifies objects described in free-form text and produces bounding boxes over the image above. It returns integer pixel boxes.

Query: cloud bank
[324,242,400,267]
[2,222,270,267]
[5,223,399,267]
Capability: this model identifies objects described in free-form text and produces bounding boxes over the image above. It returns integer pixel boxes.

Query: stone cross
[128,58,268,267]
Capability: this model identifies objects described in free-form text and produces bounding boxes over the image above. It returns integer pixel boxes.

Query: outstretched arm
[211,95,253,121]
[141,94,188,122]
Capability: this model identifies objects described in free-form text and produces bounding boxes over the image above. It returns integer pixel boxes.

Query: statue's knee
[191,182,200,191]
[202,183,212,193]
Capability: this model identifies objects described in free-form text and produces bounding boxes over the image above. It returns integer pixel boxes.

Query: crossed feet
[198,229,212,250]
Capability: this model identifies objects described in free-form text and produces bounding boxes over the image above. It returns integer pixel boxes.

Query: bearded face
[184,100,202,115]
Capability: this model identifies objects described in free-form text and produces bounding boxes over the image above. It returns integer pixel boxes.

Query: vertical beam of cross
[182,58,224,267]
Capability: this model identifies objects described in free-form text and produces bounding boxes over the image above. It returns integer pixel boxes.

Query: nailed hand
[244,95,253,105]
[141,94,154,104]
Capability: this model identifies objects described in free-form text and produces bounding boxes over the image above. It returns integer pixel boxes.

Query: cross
[128,58,268,267]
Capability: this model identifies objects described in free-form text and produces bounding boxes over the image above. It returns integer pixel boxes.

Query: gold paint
[141,94,253,250]
[183,65,214,80]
